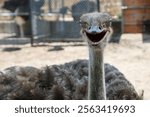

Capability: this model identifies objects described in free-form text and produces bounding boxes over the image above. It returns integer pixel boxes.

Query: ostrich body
[0,60,143,100]
[0,12,144,100]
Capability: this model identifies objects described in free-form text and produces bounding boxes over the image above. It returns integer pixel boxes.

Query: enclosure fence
[0,0,99,45]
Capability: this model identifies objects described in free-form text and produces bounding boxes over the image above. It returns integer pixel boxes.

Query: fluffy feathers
[0,60,143,100]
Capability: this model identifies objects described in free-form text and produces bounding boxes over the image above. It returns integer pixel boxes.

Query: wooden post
[97,0,100,12]
[29,0,34,46]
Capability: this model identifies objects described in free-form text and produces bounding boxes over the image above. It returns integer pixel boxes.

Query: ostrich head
[80,12,112,48]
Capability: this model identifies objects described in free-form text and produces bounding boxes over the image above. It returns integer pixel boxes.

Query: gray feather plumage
[0,60,143,100]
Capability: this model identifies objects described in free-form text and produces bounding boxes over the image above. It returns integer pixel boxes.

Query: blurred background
[0,0,149,44]
[0,0,150,99]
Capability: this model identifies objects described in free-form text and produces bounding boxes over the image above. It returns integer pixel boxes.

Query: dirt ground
[0,34,150,99]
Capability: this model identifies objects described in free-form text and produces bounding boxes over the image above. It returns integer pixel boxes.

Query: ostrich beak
[85,26,109,45]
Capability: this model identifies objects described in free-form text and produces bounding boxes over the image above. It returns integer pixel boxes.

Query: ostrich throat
[88,45,106,100]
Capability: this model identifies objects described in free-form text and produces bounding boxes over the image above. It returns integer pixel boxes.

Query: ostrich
[0,12,143,100]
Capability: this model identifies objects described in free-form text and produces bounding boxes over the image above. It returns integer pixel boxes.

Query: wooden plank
[122,0,150,33]
[124,24,143,33]
[123,0,150,6]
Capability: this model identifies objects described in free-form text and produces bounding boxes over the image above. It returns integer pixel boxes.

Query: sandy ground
[0,34,150,99]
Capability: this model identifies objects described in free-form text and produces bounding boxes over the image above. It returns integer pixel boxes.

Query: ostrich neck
[88,46,106,100]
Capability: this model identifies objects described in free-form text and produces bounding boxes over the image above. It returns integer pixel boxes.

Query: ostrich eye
[101,23,106,28]
[79,21,89,28]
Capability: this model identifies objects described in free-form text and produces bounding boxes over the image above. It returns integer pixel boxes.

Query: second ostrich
[0,12,143,100]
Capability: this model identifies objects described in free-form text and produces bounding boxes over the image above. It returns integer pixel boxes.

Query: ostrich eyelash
[79,21,89,28]
[100,21,112,28]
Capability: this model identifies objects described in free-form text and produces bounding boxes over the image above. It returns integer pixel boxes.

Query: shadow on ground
[2,47,22,52]
[48,46,64,51]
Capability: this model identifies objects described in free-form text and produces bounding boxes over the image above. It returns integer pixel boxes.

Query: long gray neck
[88,45,106,100]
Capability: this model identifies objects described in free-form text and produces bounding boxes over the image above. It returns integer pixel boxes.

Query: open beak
[85,26,109,45]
